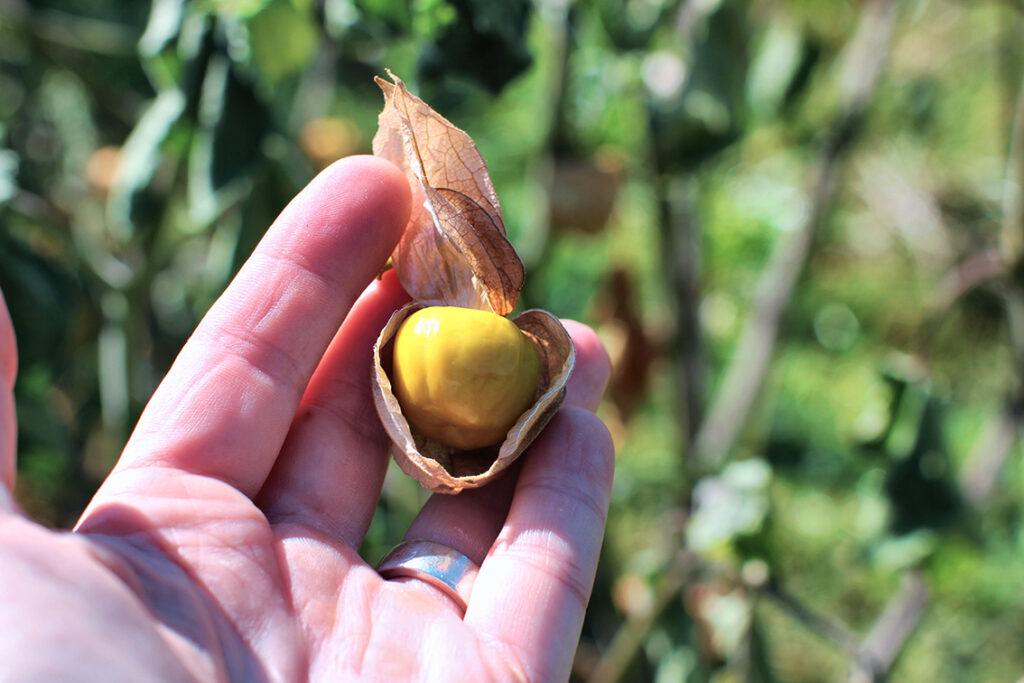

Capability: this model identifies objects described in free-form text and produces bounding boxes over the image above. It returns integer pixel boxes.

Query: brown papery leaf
[373,71,524,316]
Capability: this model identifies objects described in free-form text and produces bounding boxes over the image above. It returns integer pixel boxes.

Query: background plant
[1,0,1023,680]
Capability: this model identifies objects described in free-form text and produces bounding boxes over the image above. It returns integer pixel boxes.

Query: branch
[585,551,699,683]
[647,0,713,447]
[850,571,929,682]
[1001,65,1024,370]
[656,175,705,443]
[0,0,138,55]
[764,571,928,683]
[930,248,1005,311]
[589,4,904,680]
[958,34,1024,506]
[960,397,1023,505]
[763,579,862,658]
[517,0,573,274]
[692,0,900,467]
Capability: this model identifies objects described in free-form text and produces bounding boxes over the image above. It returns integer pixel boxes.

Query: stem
[959,38,1024,507]
[0,0,138,55]
[585,552,699,683]
[850,572,929,682]
[764,579,862,659]
[692,0,899,468]
[589,3,902,679]
[656,174,705,444]
[518,0,573,285]
[1001,64,1024,370]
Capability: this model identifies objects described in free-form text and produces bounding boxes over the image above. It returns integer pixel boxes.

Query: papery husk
[372,71,523,316]
[372,303,575,494]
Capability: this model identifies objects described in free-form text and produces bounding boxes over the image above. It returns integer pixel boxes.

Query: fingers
[0,289,17,503]
[392,322,610,604]
[561,320,612,412]
[466,408,614,681]
[401,466,521,566]
[96,156,412,498]
[256,271,410,545]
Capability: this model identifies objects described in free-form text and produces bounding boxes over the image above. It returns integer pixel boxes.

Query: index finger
[0,288,17,503]
[96,156,411,498]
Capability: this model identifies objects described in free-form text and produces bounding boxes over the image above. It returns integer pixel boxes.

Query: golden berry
[392,306,541,450]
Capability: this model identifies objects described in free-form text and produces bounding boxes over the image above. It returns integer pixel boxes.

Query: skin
[0,156,614,683]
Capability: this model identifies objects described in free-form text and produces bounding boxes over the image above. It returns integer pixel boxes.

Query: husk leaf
[372,71,523,316]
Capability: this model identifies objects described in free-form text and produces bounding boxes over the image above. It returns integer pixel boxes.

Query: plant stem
[692,0,899,468]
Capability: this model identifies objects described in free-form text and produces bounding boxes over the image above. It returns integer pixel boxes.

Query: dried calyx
[370,71,575,494]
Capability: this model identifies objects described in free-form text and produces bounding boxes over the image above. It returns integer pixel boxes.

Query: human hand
[0,156,614,682]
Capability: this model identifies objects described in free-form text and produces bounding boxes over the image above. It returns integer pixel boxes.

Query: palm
[0,157,613,682]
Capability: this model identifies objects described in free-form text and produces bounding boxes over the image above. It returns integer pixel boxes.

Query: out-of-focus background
[2,0,1023,680]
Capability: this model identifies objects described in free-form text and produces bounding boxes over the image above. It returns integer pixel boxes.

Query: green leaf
[207,0,274,18]
[411,0,456,38]
[418,0,533,93]
[0,236,77,370]
[107,88,187,240]
[747,18,805,117]
[188,56,271,225]
[139,0,187,58]
[246,0,319,88]
[647,0,749,170]
[355,0,412,31]
[596,0,676,52]
[0,149,18,204]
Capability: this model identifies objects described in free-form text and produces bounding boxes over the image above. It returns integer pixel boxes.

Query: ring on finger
[376,539,479,613]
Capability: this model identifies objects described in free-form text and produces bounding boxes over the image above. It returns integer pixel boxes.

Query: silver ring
[376,539,478,613]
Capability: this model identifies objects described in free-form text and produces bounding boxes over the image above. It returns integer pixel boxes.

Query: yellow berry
[392,306,541,450]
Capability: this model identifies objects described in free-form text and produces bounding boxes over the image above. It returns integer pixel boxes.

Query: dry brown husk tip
[370,71,575,494]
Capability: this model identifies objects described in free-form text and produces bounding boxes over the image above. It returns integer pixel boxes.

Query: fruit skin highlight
[392,306,541,451]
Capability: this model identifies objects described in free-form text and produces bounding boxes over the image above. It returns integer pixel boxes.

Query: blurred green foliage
[2,0,1024,680]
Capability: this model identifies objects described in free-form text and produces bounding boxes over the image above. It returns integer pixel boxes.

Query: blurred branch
[650,0,721,451]
[674,0,706,37]
[692,0,899,467]
[591,3,903,680]
[10,189,71,229]
[930,248,1005,311]
[518,0,573,273]
[937,31,1024,510]
[657,175,705,443]
[765,571,927,683]
[0,0,138,55]
[857,142,1024,675]
[585,551,700,683]
[538,0,574,156]
[960,397,1023,505]
[957,43,1024,506]
[850,571,929,682]
[1001,66,1024,370]
[763,579,862,659]
[588,556,926,683]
